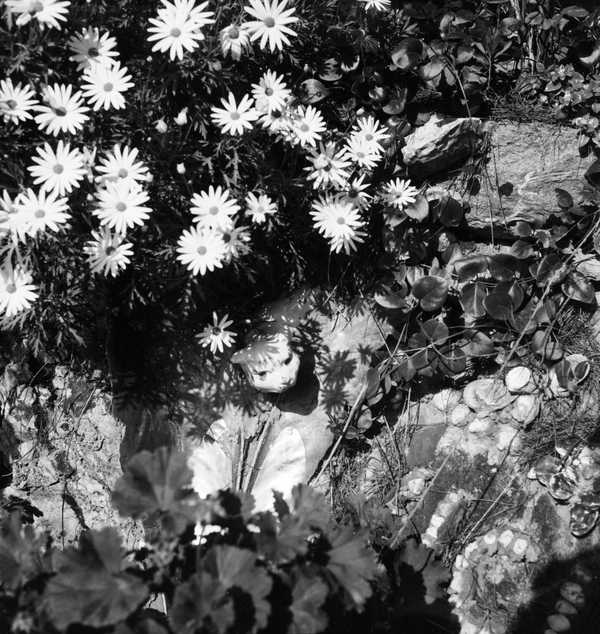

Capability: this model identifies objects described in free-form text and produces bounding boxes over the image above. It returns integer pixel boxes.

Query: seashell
[547,614,571,631]
[505,366,534,393]
[560,582,585,608]
[450,403,472,427]
[570,503,599,538]
[534,455,563,487]
[566,353,590,384]
[463,378,515,414]
[554,599,577,614]
[555,600,578,615]
[511,394,540,425]
[548,473,577,502]
[548,367,570,398]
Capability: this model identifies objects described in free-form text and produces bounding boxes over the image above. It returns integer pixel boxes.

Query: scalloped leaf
[289,570,329,634]
[44,528,148,630]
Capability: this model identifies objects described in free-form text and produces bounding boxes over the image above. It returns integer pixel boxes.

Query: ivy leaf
[44,528,148,630]
[170,572,234,634]
[111,447,197,535]
[411,276,448,311]
[561,271,596,304]
[0,512,51,591]
[326,527,378,611]
[205,546,273,631]
[289,569,329,634]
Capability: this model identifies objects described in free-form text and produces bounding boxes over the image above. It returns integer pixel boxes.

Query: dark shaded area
[509,545,600,633]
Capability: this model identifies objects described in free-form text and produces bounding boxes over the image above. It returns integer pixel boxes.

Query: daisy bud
[155,118,167,133]
[145,173,154,183]
[175,107,188,126]
[176,163,186,174]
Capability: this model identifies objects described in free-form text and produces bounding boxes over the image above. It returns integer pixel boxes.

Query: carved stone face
[231,332,300,393]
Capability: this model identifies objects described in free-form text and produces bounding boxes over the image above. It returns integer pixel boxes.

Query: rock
[463,378,515,415]
[451,121,595,236]
[401,114,485,178]
[546,614,571,632]
[450,404,472,427]
[511,394,540,426]
[505,366,535,394]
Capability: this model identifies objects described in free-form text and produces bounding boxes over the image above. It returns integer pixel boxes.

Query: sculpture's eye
[257,370,268,378]
[283,353,293,366]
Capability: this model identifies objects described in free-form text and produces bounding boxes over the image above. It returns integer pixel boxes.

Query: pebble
[555,600,577,615]
[505,366,533,393]
[560,582,585,608]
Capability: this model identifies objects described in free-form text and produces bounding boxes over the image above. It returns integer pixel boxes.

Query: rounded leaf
[404,194,429,221]
[483,292,514,321]
[530,330,563,361]
[460,282,486,318]
[391,38,423,70]
[412,276,448,311]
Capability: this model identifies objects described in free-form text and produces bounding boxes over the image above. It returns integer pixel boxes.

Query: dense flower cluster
[0,0,429,350]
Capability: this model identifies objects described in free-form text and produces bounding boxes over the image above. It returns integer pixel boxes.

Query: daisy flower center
[263,16,276,28]
[54,106,68,117]
[116,202,127,212]
[170,27,182,38]
[118,168,129,178]
[209,206,220,216]
[35,209,46,218]
[348,189,358,198]
[230,112,241,121]
[222,233,231,243]
[365,133,374,141]
[105,246,116,255]
[88,47,100,58]
[53,164,64,174]
[300,123,310,132]
[6,100,18,110]
[103,82,114,92]
[6,283,16,294]
[228,27,240,39]
[30,0,44,13]
[264,87,274,96]
[212,326,222,335]
[197,245,208,255]
[336,216,346,225]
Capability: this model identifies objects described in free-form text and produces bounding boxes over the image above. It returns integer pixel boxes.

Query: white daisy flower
[0,79,38,123]
[81,62,134,111]
[290,105,326,148]
[147,0,214,61]
[68,27,119,71]
[210,92,258,136]
[93,180,152,235]
[382,178,419,210]
[6,0,70,30]
[220,24,251,61]
[343,135,383,170]
[352,115,390,147]
[174,107,188,125]
[190,186,240,231]
[84,228,133,277]
[0,263,39,319]
[310,195,366,255]
[34,83,89,136]
[259,107,293,136]
[305,142,351,190]
[218,224,251,262]
[17,188,70,237]
[0,191,31,244]
[243,0,299,52]
[251,70,292,114]
[358,0,391,10]
[96,145,149,184]
[341,175,373,210]
[176,226,227,276]
[245,192,277,224]
[27,141,86,197]
[197,312,236,354]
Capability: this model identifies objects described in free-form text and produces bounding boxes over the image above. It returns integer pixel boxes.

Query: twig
[310,382,368,485]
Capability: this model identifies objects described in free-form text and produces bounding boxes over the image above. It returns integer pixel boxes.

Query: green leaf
[460,282,486,318]
[454,256,488,282]
[374,291,408,310]
[254,512,310,564]
[562,271,596,304]
[412,276,449,311]
[555,187,574,210]
[44,528,148,630]
[289,570,329,634]
[531,330,563,361]
[488,254,520,281]
[326,527,378,611]
[170,572,233,634]
[420,319,449,345]
[390,38,423,70]
[205,546,273,630]
[0,512,51,592]
[532,254,567,286]
[438,345,467,376]
[111,447,197,535]
[403,194,429,221]
[483,292,514,321]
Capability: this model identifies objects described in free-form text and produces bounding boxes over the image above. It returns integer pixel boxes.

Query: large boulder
[458,121,596,234]
[401,114,485,178]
